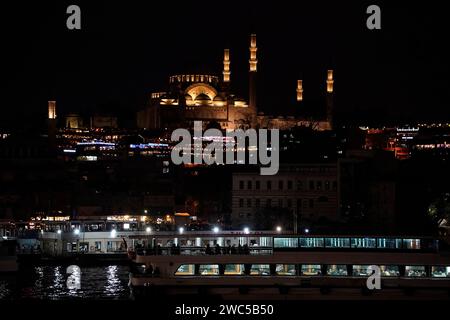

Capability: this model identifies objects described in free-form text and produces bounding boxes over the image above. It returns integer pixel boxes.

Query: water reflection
[1,265,129,300]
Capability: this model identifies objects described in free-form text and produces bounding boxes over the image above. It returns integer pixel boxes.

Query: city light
[146,227,151,233]
[74,228,80,235]
[213,226,219,233]
[179,227,184,234]
[110,229,117,238]
[305,228,310,234]
[243,227,250,234]
[57,230,62,234]
[276,226,282,233]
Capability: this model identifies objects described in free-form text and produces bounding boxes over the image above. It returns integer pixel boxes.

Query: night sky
[2,0,450,128]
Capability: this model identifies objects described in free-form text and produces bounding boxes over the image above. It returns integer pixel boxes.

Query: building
[137,34,334,131]
[231,163,339,229]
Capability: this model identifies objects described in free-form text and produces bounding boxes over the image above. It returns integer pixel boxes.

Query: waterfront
[0,265,130,300]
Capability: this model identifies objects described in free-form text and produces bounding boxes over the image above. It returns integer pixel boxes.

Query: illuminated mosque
[137,34,334,131]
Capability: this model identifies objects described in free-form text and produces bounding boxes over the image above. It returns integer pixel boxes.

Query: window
[325,238,350,248]
[309,180,315,190]
[325,181,330,190]
[199,264,220,275]
[247,199,252,208]
[239,199,244,208]
[276,264,296,276]
[296,180,303,190]
[266,199,272,208]
[250,264,271,275]
[403,239,421,249]
[255,199,260,208]
[431,266,450,278]
[405,266,426,277]
[175,264,195,275]
[267,181,272,190]
[327,265,348,276]
[309,199,314,208]
[247,181,252,190]
[274,238,298,248]
[287,180,293,190]
[94,241,102,251]
[278,199,283,207]
[352,265,372,276]
[301,264,322,276]
[380,265,400,277]
[278,180,284,190]
[300,237,324,248]
[318,196,328,202]
[224,264,245,275]
[377,238,402,249]
[287,199,292,208]
[239,181,244,190]
[255,181,260,190]
[351,237,376,248]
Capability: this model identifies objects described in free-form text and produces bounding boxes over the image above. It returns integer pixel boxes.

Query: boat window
[351,238,376,248]
[224,264,245,275]
[431,266,450,278]
[380,265,400,277]
[405,266,427,277]
[299,237,324,248]
[175,264,195,276]
[275,264,296,276]
[327,265,348,276]
[199,264,220,275]
[402,239,421,250]
[377,238,402,249]
[274,238,298,248]
[325,238,350,248]
[250,264,271,276]
[352,265,372,276]
[301,264,322,276]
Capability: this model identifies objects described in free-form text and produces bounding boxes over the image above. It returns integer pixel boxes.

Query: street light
[276,226,282,233]
[179,227,184,234]
[304,228,310,234]
[213,226,219,233]
[74,228,80,235]
[57,229,62,235]
[146,227,151,233]
[243,227,250,234]
[110,229,117,238]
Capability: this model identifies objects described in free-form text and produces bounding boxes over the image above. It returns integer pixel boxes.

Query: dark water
[0,265,131,300]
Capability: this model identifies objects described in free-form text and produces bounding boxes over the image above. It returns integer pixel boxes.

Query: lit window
[380,265,400,277]
[301,264,322,276]
[405,266,427,277]
[175,264,195,276]
[250,264,270,276]
[276,264,296,276]
[431,266,450,278]
[199,264,219,276]
[224,264,245,275]
[327,265,348,276]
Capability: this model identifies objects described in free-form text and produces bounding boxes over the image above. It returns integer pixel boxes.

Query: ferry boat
[129,233,450,300]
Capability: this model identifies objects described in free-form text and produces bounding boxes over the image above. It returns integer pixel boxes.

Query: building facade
[231,163,339,228]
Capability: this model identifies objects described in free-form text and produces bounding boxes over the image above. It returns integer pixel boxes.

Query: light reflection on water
[0,265,130,300]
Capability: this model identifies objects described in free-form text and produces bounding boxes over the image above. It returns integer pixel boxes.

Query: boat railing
[135,246,273,256]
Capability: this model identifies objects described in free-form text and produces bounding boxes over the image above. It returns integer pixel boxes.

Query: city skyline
[3,1,450,129]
